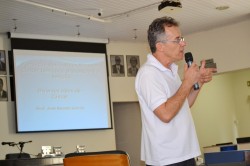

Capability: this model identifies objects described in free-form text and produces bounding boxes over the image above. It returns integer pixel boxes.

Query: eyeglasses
[158,37,185,44]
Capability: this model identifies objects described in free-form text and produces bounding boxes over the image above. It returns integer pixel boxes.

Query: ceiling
[0,0,250,42]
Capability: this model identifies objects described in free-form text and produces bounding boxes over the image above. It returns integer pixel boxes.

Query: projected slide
[13,49,111,132]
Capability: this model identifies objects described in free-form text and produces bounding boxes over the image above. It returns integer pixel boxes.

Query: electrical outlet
[247,81,250,87]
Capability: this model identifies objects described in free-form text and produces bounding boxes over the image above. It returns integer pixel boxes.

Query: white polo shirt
[135,54,200,166]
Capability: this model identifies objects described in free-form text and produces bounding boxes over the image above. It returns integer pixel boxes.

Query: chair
[5,153,31,159]
[63,150,131,166]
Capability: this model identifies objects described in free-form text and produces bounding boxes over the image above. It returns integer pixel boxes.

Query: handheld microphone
[184,52,199,90]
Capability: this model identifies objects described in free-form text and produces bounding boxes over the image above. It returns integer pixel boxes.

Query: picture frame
[0,76,8,101]
[126,55,140,77]
[0,50,7,75]
[110,55,125,77]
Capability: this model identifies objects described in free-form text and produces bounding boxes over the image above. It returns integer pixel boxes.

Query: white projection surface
[13,49,111,132]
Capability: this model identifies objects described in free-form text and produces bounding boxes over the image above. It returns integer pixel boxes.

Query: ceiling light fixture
[12,19,18,32]
[15,0,110,23]
[158,0,182,13]
[76,25,80,37]
[215,5,230,11]
[133,29,138,40]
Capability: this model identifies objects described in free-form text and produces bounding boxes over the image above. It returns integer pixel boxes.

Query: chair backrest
[5,153,31,159]
[63,150,130,166]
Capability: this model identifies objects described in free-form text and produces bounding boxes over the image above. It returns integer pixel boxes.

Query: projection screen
[13,49,112,132]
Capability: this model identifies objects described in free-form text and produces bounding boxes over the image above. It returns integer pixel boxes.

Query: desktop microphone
[185,52,200,90]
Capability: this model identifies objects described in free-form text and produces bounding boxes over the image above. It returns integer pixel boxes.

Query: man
[135,16,216,166]
[128,56,139,76]
[0,78,7,99]
[112,56,125,75]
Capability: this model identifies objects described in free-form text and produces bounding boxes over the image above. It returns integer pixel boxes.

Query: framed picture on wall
[110,55,125,77]
[0,50,7,75]
[0,76,8,101]
[126,55,140,77]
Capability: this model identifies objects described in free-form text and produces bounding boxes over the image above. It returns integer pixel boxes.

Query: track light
[15,0,110,23]
[158,0,182,13]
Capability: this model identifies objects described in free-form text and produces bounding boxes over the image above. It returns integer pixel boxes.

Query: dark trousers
[146,158,196,166]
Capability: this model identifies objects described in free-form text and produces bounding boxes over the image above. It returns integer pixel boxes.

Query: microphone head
[1,142,14,145]
[19,141,32,144]
[185,52,193,62]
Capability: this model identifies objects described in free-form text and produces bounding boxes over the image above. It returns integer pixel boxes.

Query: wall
[178,19,250,77]
[113,102,143,166]
[192,73,237,151]
[182,19,250,153]
[231,69,250,137]
[0,34,116,159]
[0,35,149,160]
[106,41,149,102]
